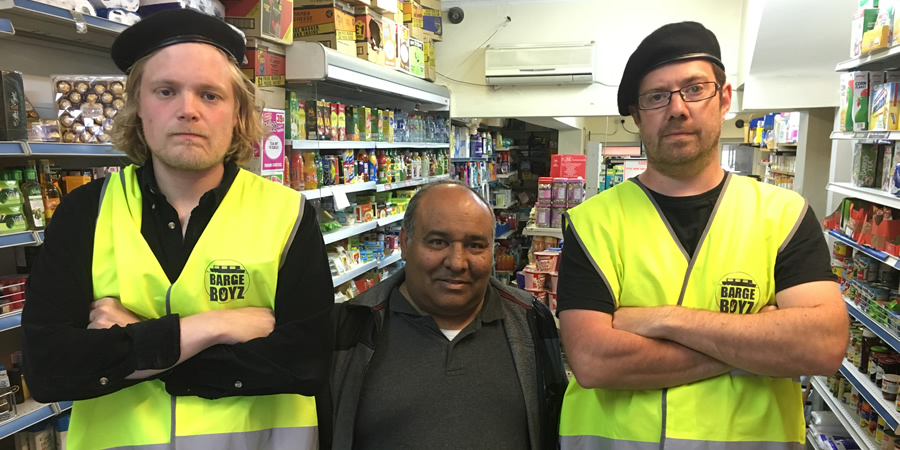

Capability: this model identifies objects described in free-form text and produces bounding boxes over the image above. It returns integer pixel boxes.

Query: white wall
[435,0,745,118]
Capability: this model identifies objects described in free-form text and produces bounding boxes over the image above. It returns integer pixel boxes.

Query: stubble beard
[642,120,722,180]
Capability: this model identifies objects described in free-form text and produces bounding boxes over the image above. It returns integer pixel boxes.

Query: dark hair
[402,179,493,242]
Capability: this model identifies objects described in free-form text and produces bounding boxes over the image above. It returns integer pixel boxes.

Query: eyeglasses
[637,81,721,110]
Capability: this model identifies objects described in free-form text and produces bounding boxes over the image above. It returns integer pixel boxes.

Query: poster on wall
[623,158,648,180]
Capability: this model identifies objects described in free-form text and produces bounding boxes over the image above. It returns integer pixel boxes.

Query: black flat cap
[617,21,724,116]
[111,9,246,74]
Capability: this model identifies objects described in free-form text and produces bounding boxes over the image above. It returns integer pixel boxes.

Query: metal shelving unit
[332,260,378,287]
[839,358,900,430]
[0,0,126,52]
[292,140,449,150]
[828,182,900,211]
[377,251,402,269]
[811,376,879,450]
[322,222,378,245]
[376,212,404,227]
[523,226,563,240]
[829,230,900,269]
[374,174,450,192]
[0,141,124,157]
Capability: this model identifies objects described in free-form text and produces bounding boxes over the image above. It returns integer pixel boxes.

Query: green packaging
[0,204,26,234]
[854,142,878,187]
[853,72,870,131]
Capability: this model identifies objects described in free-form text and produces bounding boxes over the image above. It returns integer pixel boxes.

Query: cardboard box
[840,73,851,132]
[397,24,410,73]
[852,9,879,58]
[223,0,294,46]
[355,6,385,64]
[354,203,374,222]
[286,92,306,141]
[424,37,436,81]
[863,25,891,54]
[409,37,424,78]
[871,71,891,130]
[853,142,878,187]
[422,6,441,41]
[550,155,587,179]
[257,86,287,110]
[371,0,397,14]
[402,0,423,39]
[247,108,286,183]
[854,72,870,131]
[241,38,286,87]
[881,144,895,191]
[418,0,438,9]
[383,17,398,69]
[0,71,26,141]
[293,0,356,57]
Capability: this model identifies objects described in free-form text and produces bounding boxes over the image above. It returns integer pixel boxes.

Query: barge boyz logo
[206,260,249,303]
[717,273,759,314]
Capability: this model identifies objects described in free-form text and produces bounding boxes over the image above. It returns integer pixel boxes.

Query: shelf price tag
[333,190,351,210]
[869,132,890,140]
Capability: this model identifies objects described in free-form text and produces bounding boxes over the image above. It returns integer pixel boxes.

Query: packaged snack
[52,75,126,144]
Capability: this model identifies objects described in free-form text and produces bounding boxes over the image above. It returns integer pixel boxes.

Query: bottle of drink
[21,168,44,230]
[377,150,387,184]
[38,160,60,224]
[368,150,378,182]
[290,149,304,191]
[357,149,368,183]
[413,152,421,179]
[302,150,318,190]
[314,150,324,188]
[403,151,411,180]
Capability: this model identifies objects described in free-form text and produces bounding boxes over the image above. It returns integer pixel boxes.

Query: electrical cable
[435,71,492,87]
[621,120,640,135]
[443,16,511,83]
[593,81,619,88]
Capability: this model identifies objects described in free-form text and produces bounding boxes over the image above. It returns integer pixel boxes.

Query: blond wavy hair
[110,47,265,166]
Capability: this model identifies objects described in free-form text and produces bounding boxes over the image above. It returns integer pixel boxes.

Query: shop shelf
[36,231,43,243]
[0,311,22,333]
[27,143,124,157]
[493,200,515,210]
[831,130,900,141]
[0,398,55,441]
[770,170,795,176]
[827,182,900,211]
[523,226,563,240]
[300,181,377,200]
[332,260,378,287]
[374,142,449,149]
[496,229,516,240]
[0,142,27,155]
[285,42,450,113]
[374,174,449,192]
[450,157,488,162]
[292,140,374,150]
[838,358,900,431]
[55,401,72,413]
[811,376,879,450]
[376,212,404,227]
[836,45,900,73]
[844,296,900,355]
[0,231,38,250]
[377,251,402,269]
[828,230,900,270]
[322,221,378,245]
[497,171,518,180]
[0,0,127,52]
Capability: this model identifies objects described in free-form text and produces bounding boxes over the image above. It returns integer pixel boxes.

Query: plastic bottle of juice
[385,149,394,183]
[368,149,378,182]
[290,149,304,191]
[302,149,318,190]
[21,169,44,230]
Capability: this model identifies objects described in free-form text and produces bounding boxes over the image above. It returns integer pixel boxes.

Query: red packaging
[550,154,587,178]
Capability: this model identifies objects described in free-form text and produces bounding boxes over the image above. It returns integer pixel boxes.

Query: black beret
[617,21,724,116]
[111,9,246,74]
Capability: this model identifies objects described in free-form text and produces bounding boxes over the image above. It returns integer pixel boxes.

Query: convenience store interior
[0,0,895,447]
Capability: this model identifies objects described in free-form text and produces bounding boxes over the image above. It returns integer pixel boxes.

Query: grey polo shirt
[352,286,529,449]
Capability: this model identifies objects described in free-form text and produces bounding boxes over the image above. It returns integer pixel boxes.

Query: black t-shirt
[556,176,837,315]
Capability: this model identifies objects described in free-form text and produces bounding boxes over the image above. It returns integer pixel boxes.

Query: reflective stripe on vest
[559,174,807,448]
[70,165,317,450]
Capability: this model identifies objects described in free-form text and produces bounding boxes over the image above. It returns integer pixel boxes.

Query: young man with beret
[556,22,847,448]
[22,10,332,449]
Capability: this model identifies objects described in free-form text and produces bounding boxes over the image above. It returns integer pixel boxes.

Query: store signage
[623,159,648,180]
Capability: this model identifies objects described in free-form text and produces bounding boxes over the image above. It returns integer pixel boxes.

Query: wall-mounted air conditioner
[484,42,596,86]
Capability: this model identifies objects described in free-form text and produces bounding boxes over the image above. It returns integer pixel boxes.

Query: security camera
[448,7,464,24]
[735,119,745,128]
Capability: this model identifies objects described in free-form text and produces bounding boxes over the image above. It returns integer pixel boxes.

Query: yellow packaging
[363,107,372,141]
[383,17,398,68]
[871,71,888,130]
[383,109,394,142]
[887,71,900,130]
[863,25,891,54]
[424,37,436,81]
[376,109,384,141]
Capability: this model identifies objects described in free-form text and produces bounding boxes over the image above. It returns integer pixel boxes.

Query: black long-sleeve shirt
[22,159,334,402]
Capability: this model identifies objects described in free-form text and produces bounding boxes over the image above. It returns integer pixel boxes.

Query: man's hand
[611,306,669,338]
[88,297,141,329]
[217,308,275,345]
[613,304,780,338]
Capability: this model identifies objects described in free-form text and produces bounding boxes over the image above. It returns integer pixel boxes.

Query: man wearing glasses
[556,22,847,449]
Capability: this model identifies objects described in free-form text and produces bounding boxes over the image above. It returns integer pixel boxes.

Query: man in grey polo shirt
[323,180,566,449]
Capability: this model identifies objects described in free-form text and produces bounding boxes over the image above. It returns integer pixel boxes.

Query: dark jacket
[318,269,567,450]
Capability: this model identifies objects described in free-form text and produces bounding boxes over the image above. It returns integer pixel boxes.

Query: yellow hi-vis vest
[68,165,317,450]
[559,173,808,450]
